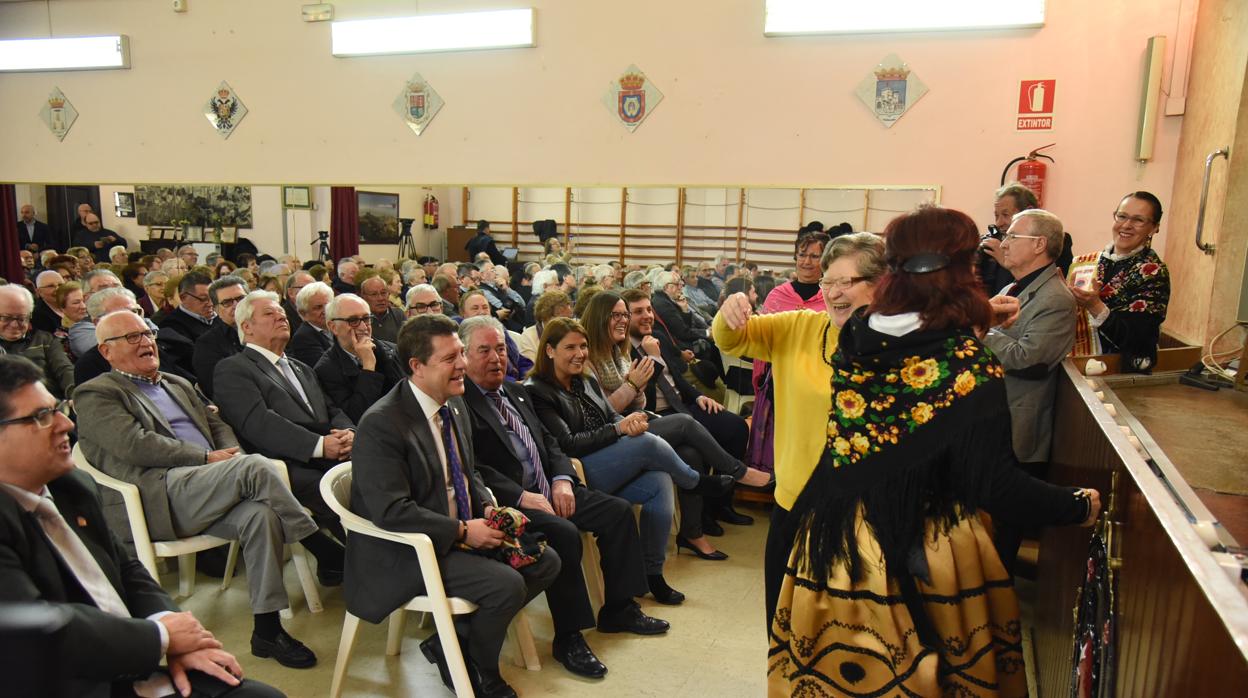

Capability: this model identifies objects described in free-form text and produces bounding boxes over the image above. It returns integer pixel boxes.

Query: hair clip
[899,253,950,274]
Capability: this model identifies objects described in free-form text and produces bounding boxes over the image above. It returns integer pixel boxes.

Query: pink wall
[0,0,1185,258]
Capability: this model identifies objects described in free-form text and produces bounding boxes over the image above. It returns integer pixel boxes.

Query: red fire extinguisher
[1001,143,1055,207]
[423,194,439,229]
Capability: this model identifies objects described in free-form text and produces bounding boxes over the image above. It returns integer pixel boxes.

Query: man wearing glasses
[193,276,250,399]
[360,275,405,344]
[0,285,75,400]
[405,283,445,318]
[313,293,405,423]
[282,271,313,335]
[158,272,216,377]
[74,311,343,671]
[982,209,1077,573]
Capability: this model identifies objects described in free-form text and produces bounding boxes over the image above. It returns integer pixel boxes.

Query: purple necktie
[438,405,472,521]
[487,390,552,500]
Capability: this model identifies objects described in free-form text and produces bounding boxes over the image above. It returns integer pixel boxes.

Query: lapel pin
[76,516,88,527]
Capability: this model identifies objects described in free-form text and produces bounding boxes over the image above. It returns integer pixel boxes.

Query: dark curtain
[0,185,23,285]
[329,187,360,261]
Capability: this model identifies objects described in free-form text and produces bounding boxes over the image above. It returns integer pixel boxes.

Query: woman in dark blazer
[525,317,730,604]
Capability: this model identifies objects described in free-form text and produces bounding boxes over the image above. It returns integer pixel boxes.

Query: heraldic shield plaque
[855,54,928,129]
[602,64,663,132]
[392,73,444,136]
[39,87,78,142]
[204,81,248,139]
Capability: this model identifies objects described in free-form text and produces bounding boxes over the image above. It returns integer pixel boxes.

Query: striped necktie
[486,389,551,500]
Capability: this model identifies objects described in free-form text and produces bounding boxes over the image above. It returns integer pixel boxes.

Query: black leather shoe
[646,573,687,605]
[702,518,725,537]
[690,473,734,497]
[251,630,317,669]
[317,565,343,587]
[552,632,607,678]
[473,669,518,698]
[419,635,455,692]
[597,602,670,635]
[716,506,755,526]
[675,536,729,561]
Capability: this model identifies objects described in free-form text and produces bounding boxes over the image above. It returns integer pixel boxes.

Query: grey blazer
[213,347,353,467]
[983,265,1077,463]
[346,382,492,624]
[74,371,238,540]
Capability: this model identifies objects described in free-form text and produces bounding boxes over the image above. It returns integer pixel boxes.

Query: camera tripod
[312,230,331,262]
[397,218,417,260]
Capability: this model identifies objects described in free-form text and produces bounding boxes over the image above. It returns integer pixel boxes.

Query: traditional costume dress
[1068,243,1170,373]
[768,311,1091,697]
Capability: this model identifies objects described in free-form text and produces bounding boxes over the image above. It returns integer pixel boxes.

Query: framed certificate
[184,225,203,242]
[220,226,238,244]
[283,186,312,209]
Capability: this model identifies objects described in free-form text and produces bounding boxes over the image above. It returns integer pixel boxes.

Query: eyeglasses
[1002,233,1044,243]
[796,253,822,263]
[0,314,32,325]
[102,329,156,345]
[818,277,866,291]
[331,315,374,327]
[0,399,72,429]
[216,296,245,308]
[407,301,443,313]
[1112,212,1155,227]
[609,312,630,322]
[37,283,60,290]
[181,291,210,303]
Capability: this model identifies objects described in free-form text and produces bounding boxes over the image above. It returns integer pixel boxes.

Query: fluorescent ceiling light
[332,8,535,56]
[0,35,130,72]
[764,0,1045,36]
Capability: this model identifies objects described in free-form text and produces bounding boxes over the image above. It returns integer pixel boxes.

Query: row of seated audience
[0,186,1164,697]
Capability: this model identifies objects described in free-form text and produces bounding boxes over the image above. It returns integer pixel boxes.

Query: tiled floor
[176,507,772,697]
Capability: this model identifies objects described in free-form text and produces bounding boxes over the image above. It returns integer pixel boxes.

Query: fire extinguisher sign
[1017,79,1056,131]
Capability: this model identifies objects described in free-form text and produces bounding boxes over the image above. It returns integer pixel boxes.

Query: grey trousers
[165,455,319,614]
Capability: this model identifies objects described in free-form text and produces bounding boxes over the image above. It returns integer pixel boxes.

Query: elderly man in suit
[360,275,405,343]
[0,355,283,698]
[313,293,405,423]
[983,208,1078,571]
[17,203,52,252]
[286,281,334,367]
[214,290,354,528]
[282,271,313,335]
[75,310,345,669]
[459,316,660,681]
[158,271,217,378]
[348,314,559,698]
[193,276,249,398]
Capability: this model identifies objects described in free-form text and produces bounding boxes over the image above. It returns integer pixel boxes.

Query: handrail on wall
[1196,147,1230,255]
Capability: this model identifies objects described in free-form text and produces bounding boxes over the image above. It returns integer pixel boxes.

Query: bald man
[17,204,52,252]
[72,212,125,263]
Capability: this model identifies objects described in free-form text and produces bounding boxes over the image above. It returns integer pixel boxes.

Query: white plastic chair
[320,463,540,698]
[72,443,238,598]
[720,349,756,415]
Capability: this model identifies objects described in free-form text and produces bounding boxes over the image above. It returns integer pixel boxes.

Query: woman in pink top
[746,230,830,475]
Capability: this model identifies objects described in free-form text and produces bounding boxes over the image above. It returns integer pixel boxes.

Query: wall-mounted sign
[1017,79,1055,131]
[602,64,663,132]
[39,87,78,141]
[392,73,444,136]
[205,81,247,139]
[855,54,927,128]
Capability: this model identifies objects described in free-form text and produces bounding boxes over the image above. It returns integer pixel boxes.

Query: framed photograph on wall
[184,225,203,242]
[357,191,400,243]
[283,185,311,209]
[114,191,135,218]
[220,226,238,243]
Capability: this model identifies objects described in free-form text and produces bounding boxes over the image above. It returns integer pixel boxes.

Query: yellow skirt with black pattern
[768,510,1025,698]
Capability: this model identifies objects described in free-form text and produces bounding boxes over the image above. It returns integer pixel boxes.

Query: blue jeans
[580,433,693,574]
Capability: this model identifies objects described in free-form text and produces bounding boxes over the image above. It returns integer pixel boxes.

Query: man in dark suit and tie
[214,290,354,526]
[348,314,559,698]
[360,275,406,344]
[286,281,334,368]
[158,271,217,378]
[458,316,664,681]
[76,309,346,669]
[17,203,52,252]
[193,275,249,398]
[0,355,281,698]
[313,293,405,423]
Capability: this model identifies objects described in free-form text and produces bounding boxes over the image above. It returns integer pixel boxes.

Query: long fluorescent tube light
[764,0,1045,36]
[0,35,130,72]
[332,8,535,56]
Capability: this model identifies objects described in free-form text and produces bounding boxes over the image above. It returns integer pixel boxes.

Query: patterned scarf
[789,312,1011,585]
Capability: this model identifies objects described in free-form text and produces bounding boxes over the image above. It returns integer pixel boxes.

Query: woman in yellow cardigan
[712,231,886,626]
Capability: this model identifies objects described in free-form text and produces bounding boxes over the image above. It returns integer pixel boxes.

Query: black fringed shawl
[789,313,1017,587]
